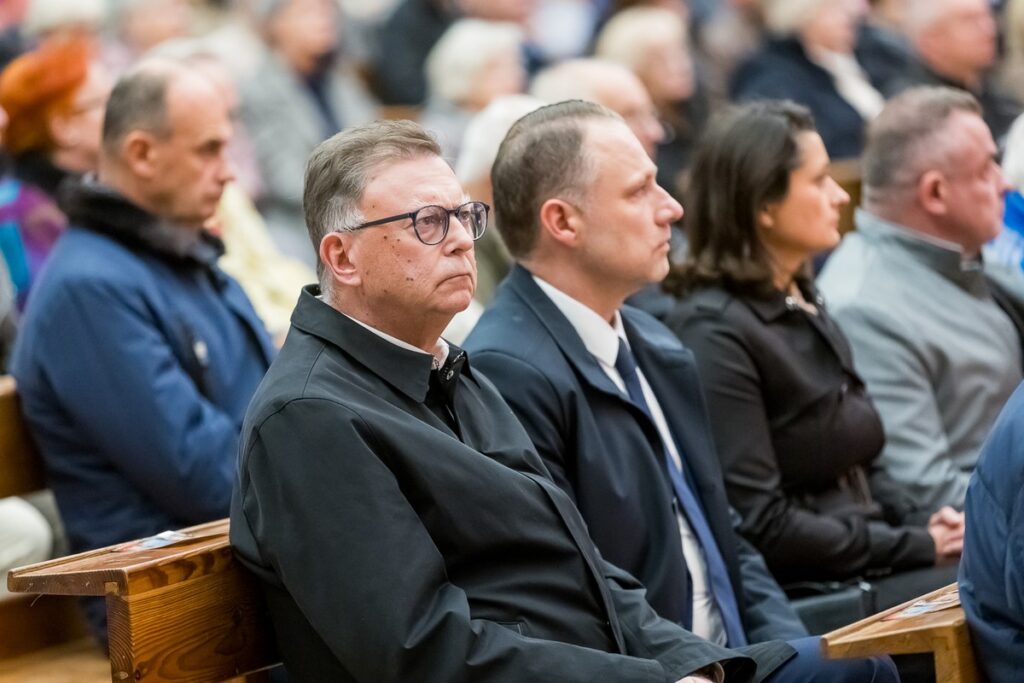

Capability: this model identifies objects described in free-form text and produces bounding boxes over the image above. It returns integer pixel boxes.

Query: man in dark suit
[229,119,801,682]
[465,101,896,681]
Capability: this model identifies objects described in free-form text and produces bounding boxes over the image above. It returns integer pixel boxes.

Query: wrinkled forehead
[360,154,470,214]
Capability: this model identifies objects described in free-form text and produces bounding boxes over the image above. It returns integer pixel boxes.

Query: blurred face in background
[596,69,665,158]
[268,0,339,75]
[920,0,996,77]
[119,0,193,53]
[49,62,112,173]
[465,46,525,110]
[635,36,695,107]
[802,0,862,54]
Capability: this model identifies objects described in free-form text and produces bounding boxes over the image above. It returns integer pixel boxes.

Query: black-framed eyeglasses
[347,201,489,245]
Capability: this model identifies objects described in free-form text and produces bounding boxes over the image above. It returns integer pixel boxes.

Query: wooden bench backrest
[830,158,862,235]
[0,375,46,499]
[8,519,279,682]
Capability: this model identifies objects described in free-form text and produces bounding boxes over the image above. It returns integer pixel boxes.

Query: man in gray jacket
[819,86,1024,511]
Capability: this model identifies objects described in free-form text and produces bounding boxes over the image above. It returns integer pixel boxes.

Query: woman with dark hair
[662,100,963,609]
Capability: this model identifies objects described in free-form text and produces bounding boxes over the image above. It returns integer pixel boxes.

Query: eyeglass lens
[414,203,487,244]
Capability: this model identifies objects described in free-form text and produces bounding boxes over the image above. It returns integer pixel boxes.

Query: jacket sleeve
[30,277,236,523]
[669,313,934,578]
[729,510,808,642]
[599,558,758,682]
[959,394,1024,683]
[238,397,694,683]
[831,303,969,509]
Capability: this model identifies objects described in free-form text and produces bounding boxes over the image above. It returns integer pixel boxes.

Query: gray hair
[426,19,524,105]
[303,120,443,280]
[102,58,189,155]
[530,58,641,104]
[862,86,982,209]
[455,94,544,184]
[491,99,619,259]
[594,6,686,68]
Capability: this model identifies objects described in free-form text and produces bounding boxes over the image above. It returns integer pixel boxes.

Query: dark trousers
[765,637,900,683]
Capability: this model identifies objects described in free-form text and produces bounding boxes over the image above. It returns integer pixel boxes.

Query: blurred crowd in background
[0,0,1022,353]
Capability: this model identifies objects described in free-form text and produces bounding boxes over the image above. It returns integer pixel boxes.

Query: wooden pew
[822,582,980,683]
[0,375,95,664]
[8,518,280,682]
[829,158,862,235]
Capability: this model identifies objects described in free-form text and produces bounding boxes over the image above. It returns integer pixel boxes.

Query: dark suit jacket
[465,267,806,645]
[664,285,936,584]
[231,286,792,682]
[730,38,866,160]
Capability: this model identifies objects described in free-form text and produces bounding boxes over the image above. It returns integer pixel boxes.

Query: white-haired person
[420,18,526,160]
[595,6,706,199]
[453,93,542,306]
[440,93,543,345]
[240,0,378,264]
[731,0,883,160]
[889,0,1020,145]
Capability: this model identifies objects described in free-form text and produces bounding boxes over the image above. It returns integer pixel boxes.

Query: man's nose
[445,212,475,251]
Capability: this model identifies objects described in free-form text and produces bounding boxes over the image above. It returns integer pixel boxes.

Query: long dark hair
[664,100,815,298]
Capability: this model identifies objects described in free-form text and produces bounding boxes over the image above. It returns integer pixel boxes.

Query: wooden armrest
[8,519,280,682]
[822,582,979,683]
[7,519,232,597]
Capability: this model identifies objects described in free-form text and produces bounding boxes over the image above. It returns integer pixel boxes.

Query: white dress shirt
[534,276,728,645]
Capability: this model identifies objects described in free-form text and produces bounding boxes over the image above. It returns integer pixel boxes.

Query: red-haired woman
[0,37,110,308]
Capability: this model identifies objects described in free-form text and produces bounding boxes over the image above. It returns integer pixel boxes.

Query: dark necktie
[614,340,747,647]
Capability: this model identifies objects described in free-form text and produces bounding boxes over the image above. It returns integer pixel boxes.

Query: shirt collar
[343,311,451,369]
[533,275,625,367]
[292,286,468,403]
[855,209,987,286]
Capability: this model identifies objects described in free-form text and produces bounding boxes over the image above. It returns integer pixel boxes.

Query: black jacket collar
[58,175,224,269]
[12,151,74,197]
[290,285,471,403]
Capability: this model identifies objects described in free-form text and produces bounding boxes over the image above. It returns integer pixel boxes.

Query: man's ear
[121,131,157,179]
[319,231,361,288]
[917,170,949,217]
[537,197,583,248]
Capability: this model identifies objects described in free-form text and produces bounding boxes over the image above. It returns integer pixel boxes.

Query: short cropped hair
[491,100,619,259]
[862,86,981,208]
[666,100,816,297]
[101,60,180,154]
[303,120,442,277]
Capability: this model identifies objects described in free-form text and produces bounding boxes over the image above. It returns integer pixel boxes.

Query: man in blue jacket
[960,381,1024,683]
[10,58,274,634]
[466,100,894,680]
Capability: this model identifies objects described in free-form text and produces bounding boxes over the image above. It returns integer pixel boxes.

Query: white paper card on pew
[113,530,191,552]
[882,589,961,620]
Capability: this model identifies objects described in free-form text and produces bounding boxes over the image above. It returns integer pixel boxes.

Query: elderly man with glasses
[228,119,811,682]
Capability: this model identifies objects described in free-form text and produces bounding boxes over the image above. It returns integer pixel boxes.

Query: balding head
[530,59,664,157]
[904,0,995,85]
[99,58,234,228]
